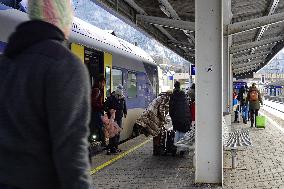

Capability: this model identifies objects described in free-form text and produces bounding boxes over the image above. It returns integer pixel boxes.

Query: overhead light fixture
[159,4,171,18]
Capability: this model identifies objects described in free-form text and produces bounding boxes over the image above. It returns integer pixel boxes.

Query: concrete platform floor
[90,110,284,189]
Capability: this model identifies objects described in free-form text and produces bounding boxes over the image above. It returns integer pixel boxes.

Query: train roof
[0,4,156,65]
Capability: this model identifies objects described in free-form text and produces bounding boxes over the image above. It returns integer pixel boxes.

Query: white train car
[0,3,159,142]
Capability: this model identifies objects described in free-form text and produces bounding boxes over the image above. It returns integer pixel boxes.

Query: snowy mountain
[72,0,188,66]
[258,50,284,74]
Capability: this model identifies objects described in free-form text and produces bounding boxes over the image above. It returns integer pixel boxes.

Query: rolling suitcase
[256,115,266,128]
[153,127,167,155]
[165,129,176,156]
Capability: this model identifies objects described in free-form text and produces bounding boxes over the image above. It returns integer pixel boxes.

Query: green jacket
[246,87,262,110]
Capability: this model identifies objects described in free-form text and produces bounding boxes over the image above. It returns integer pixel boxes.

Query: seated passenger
[0,0,92,188]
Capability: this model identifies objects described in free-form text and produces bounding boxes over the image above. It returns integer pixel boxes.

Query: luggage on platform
[153,127,176,156]
[256,115,266,128]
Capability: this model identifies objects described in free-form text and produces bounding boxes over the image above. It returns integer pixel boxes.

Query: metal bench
[223,118,252,169]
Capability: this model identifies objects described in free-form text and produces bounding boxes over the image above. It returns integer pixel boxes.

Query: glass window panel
[105,66,111,97]
[112,68,123,91]
[127,72,137,98]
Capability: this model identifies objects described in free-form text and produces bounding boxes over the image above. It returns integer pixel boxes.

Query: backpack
[249,90,258,101]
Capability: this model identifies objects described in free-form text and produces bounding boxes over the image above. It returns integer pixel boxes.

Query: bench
[223,117,252,169]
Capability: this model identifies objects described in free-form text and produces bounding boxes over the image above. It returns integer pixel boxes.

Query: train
[0,3,158,142]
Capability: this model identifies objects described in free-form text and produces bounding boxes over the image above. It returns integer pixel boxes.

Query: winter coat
[91,87,104,112]
[237,88,248,105]
[246,87,262,110]
[135,94,170,136]
[169,89,191,133]
[0,21,92,189]
[104,94,127,120]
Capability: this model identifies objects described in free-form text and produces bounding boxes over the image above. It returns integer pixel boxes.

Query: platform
[223,110,284,189]
[90,110,284,189]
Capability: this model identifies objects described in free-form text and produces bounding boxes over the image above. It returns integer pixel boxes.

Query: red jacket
[91,88,103,112]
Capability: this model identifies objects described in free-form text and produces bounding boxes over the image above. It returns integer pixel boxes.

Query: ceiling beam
[233,59,264,69]
[136,14,195,31]
[227,11,284,35]
[233,62,264,73]
[158,0,195,44]
[230,35,284,54]
[232,51,270,63]
[168,40,194,49]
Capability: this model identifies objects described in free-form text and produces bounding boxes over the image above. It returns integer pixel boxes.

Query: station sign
[190,64,195,75]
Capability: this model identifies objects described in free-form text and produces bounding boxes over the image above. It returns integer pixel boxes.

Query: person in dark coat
[90,75,106,146]
[237,86,248,124]
[246,83,263,127]
[104,84,127,154]
[0,0,93,188]
[169,81,192,144]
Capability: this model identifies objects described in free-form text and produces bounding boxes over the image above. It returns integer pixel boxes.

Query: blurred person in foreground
[0,0,93,188]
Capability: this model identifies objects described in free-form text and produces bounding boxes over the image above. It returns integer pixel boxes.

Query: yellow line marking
[90,138,151,175]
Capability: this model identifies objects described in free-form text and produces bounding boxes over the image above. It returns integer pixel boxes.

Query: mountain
[72,0,189,66]
[258,50,284,74]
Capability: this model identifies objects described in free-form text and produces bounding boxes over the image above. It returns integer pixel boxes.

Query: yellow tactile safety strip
[90,138,151,175]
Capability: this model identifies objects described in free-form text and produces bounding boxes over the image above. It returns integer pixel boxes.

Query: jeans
[242,105,248,121]
[174,131,186,143]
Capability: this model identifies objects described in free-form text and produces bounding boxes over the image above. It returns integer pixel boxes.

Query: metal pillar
[195,0,222,183]
[223,0,232,128]
[229,54,233,111]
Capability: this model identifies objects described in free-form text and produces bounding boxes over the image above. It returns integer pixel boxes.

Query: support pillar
[229,54,233,111]
[195,0,222,183]
[223,0,232,126]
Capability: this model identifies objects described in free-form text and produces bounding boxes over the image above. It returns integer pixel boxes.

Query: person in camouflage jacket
[135,92,171,136]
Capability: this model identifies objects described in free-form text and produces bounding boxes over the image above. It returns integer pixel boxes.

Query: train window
[105,66,111,97]
[112,68,123,91]
[127,72,137,98]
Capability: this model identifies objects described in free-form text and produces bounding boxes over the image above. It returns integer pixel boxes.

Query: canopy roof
[91,0,284,78]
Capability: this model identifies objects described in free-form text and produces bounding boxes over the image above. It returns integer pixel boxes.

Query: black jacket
[169,89,191,132]
[0,21,92,189]
[104,94,127,120]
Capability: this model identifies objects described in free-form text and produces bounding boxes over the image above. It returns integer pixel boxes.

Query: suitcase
[153,127,167,155]
[256,115,266,128]
[153,128,176,156]
[165,130,176,155]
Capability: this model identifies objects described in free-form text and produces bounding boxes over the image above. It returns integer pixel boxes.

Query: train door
[70,43,112,98]
[104,52,112,97]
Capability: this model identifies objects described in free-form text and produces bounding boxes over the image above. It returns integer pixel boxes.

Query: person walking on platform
[0,0,93,189]
[104,84,127,154]
[237,86,249,124]
[91,75,106,146]
[169,81,192,146]
[246,83,263,128]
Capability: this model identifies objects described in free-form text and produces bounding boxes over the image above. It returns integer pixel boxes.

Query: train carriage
[0,3,158,141]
